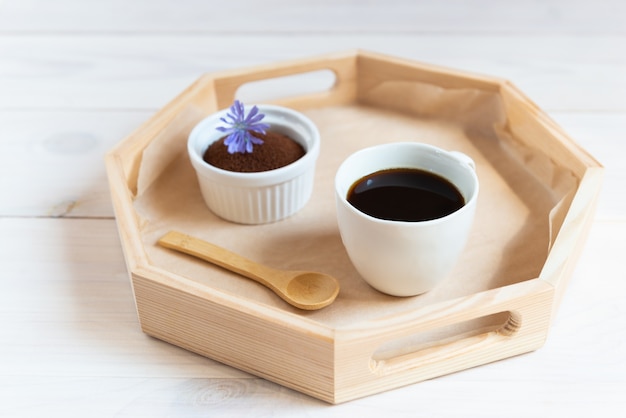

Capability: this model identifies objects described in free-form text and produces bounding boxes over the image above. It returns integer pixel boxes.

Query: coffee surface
[347,168,465,222]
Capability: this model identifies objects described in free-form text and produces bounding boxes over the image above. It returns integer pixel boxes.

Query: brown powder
[203,131,305,172]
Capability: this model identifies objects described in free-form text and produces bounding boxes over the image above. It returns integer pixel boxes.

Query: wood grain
[2,0,624,34]
[1,0,624,415]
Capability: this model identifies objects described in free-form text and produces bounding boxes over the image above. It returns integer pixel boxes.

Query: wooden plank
[0,110,153,218]
[0,36,624,111]
[1,0,624,34]
[0,217,246,380]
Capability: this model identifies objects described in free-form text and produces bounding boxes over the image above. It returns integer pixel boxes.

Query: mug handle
[449,151,476,170]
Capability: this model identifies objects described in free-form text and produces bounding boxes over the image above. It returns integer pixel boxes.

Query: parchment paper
[132,81,578,327]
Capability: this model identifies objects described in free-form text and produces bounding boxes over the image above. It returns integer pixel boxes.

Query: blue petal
[247,113,265,125]
[250,135,264,145]
[248,123,269,134]
[245,106,259,122]
[232,101,245,119]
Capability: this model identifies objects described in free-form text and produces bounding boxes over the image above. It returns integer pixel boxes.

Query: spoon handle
[157,230,284,291]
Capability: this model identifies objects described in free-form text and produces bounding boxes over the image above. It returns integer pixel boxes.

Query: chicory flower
[216,100,270,154]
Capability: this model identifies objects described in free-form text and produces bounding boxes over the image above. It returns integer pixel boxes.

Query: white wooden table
[1,1,625,416]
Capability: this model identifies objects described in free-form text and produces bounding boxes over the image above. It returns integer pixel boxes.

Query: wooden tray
[105,50,603,404]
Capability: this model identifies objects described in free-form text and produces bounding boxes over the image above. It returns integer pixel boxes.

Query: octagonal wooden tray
[105,50,603,404]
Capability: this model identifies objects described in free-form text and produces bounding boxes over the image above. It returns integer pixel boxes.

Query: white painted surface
[1,1,624,416]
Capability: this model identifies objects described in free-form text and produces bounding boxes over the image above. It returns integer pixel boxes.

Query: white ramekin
[187,104,320,224]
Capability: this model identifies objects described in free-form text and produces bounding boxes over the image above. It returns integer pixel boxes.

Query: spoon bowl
[286,272,340,308]
[157,230,339,310]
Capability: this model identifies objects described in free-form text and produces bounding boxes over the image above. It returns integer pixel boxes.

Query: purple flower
[216,100,270,154]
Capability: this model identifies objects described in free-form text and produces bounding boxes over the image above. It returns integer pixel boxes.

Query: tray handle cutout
[212,53,357,109]
[235,69,337,104]
[370,310,521,376]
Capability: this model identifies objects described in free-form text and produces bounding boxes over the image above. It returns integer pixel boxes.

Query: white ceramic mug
[335,142,479,296]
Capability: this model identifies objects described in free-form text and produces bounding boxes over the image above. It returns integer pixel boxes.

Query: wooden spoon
[157,230,339,310]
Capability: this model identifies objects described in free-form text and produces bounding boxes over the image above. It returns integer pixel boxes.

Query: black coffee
[347,168,465,222]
